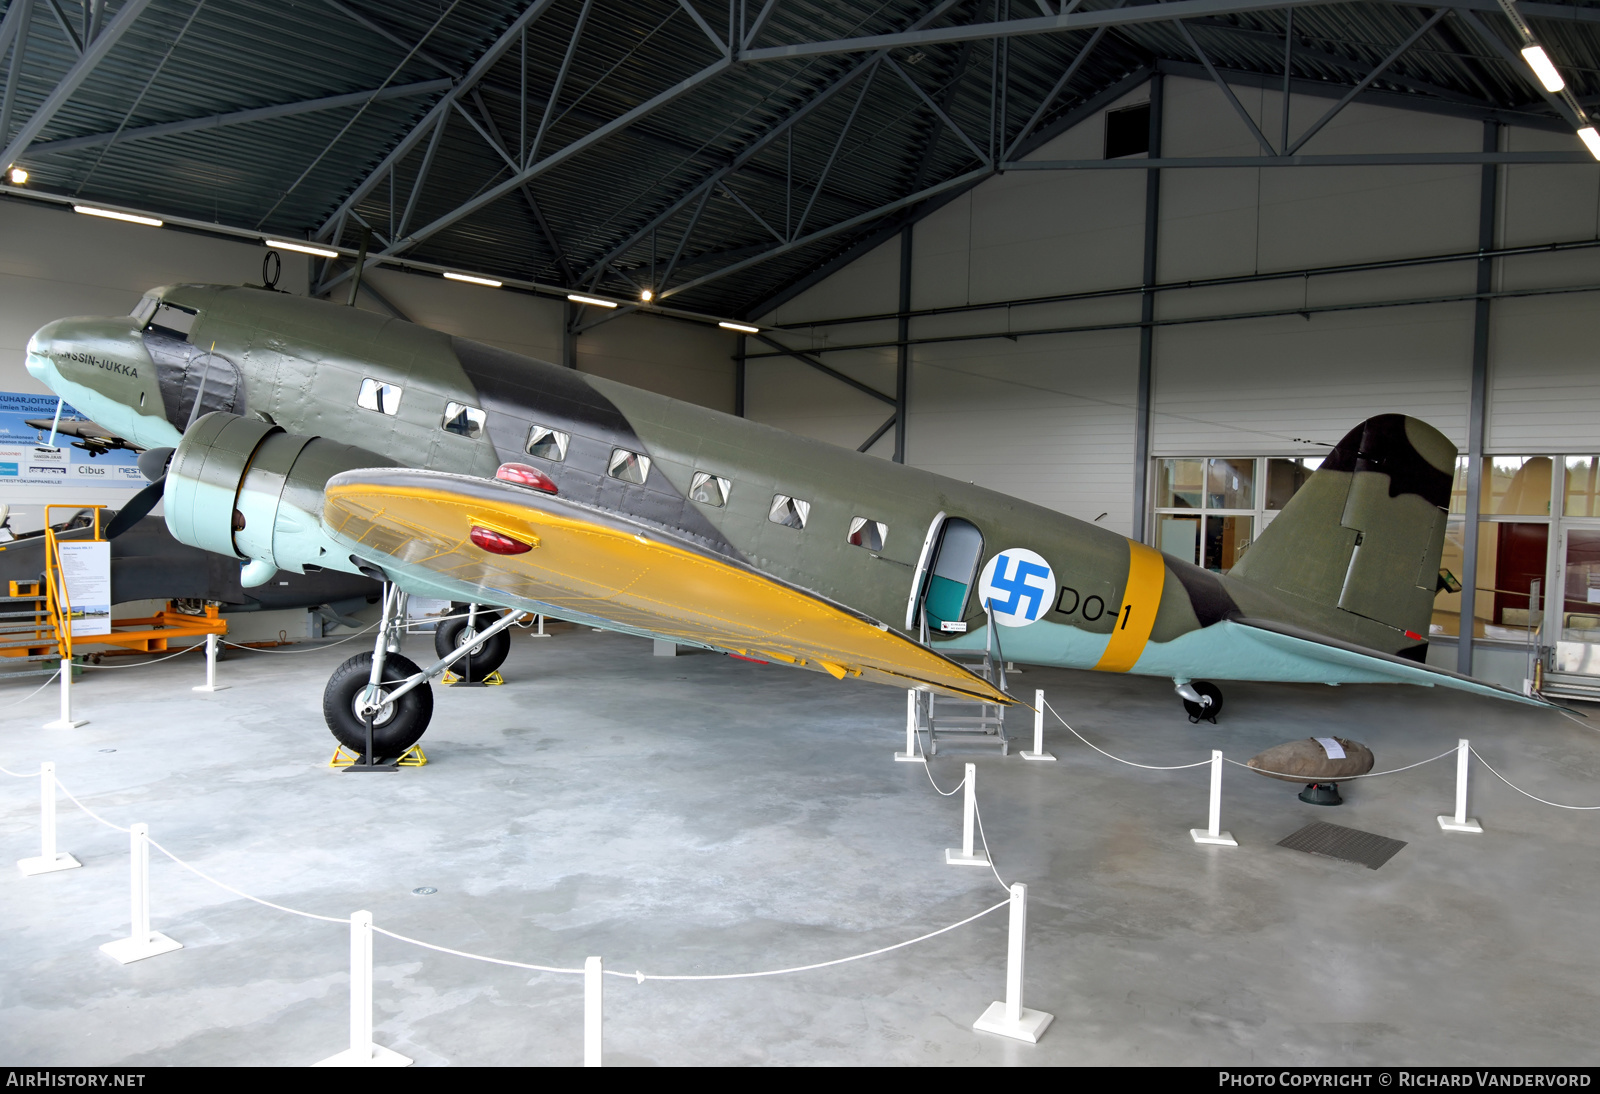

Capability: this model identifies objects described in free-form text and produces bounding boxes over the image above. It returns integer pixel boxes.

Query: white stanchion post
[895,688,925,763]
[946,762,991,866]
[315,911,412,1066]
[1021,689,1056,762]
[584,956,603,1067]
[18,763,81,875]
[972,882,1054,1042]
[1190,751,1238,846]
[43,657,86,730]
[99,823,183,963]
[1437,738,1484,833]
[192,633,229,693]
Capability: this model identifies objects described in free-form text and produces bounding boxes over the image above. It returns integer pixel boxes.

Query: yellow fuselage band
[1093,541,1167,673]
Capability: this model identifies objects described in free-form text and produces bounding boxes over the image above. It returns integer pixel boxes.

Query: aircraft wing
[321,467,1012,705]
[1231,616,1551,707]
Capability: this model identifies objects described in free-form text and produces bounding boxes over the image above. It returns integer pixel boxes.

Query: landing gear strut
[435,602,509,683]
[320,583,528,765]
[1175,679,1223,724]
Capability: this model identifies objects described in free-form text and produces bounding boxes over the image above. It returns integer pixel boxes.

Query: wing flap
[322,468,1011,705]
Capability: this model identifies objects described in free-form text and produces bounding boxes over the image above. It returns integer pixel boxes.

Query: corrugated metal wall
[753,75,1600,538]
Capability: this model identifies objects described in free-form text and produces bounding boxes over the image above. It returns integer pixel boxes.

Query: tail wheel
[1184,681,1223,724]
[434,611,510,681]
[322,652,433,758]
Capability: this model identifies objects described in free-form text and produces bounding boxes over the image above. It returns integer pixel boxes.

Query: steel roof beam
[1,0,153,169]
[1284,7,1447,154]
[26,79,453,156]
[0,0,35,153]
[319,0,458,79]
[661,165,990,301]
[1153,56,1565,129]
[42,0,80,55]
[740,0,1600,63]
[463,87,578,284]
[316,0,563,241]
[741,0,781,49]
[1174,18,1276,154]
[887,54,989,166]
[1006,149,1592,166]
[527,0,592,169]
[677,0,727,55]
[320,55,734,294]
[579,0,970,283]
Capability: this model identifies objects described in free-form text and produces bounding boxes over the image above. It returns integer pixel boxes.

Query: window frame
[768,493,810,530]
[357,377,403,416]
[525,424,570,462]
[606,447,651,485]
[690,471,731,507]
[441,401,487,439]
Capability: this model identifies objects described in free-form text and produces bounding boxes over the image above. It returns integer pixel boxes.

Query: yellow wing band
[1093,541,1167,673]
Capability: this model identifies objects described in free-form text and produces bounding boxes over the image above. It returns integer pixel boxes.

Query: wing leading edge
[321,467,1012,705]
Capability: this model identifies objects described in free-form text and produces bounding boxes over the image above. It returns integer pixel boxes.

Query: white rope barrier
[1469,746,1600,810]
[0,668,60,711]
[1041,699,1211,771]
[1222,747,1458,781]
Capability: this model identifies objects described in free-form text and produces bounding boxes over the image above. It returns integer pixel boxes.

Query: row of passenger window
[358,375,889,550]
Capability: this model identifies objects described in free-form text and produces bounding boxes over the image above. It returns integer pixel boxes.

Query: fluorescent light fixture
[7,166,26,185]
[567,293,618,308]
[265,238,339,258]
[1579,126,1600,162]
[640,288,654,302]
[718,321,760,333]
[443,271,503,287]
[73,205,162,227]
[1521,45,1565,92]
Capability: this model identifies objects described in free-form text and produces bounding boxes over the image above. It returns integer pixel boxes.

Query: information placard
[58,540,112,637]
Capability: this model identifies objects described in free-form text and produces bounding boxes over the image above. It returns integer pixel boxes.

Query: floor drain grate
[1278,821,1407,870]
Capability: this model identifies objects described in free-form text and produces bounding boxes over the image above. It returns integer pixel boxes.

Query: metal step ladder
[916,608,1011,756]
[0,582,68,681]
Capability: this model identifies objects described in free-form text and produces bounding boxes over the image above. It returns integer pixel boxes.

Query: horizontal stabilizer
[321,467,1011,704]
[1234,616,1549,707]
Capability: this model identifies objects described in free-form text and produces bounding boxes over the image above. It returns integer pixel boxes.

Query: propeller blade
[104,477,164,540]
[136,446,174,482]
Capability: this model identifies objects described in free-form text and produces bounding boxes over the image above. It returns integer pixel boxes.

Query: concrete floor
[1,626,1597,1066]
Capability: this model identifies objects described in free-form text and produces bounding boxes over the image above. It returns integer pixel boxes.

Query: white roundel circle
[977,548,1057,628]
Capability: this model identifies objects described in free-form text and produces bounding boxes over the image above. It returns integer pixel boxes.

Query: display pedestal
[1190,828,1238,846]
[18,851,80,876]
[972,1000,1054,1044]
[945,847,990,866]
[100,932,183,965]
[1437,815,1483,833]
[314,1044,413,1067]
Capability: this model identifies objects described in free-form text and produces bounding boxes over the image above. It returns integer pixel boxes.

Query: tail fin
[1229,415,1453,639]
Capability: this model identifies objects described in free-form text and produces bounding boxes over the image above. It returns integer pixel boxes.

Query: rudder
[1228,415,1453,642]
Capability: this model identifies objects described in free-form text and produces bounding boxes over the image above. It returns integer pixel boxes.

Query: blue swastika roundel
[977,548,1056,628]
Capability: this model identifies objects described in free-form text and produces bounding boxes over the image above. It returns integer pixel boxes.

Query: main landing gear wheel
[1183,681,1223,724]
[434,607,510,682]
[323,652,434,759]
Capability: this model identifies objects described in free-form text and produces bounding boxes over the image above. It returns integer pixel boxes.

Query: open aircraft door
[907,513,985,635]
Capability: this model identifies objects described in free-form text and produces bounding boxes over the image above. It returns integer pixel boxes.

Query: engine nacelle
[164,411,392,586]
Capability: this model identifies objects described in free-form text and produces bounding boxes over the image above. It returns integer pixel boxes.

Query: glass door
[1553,525,1600,677]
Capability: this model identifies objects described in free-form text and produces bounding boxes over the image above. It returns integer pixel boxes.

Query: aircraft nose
[25,319,67,382]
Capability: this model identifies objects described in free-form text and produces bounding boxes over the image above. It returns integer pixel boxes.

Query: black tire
[434,610,509,681]
[322,652,433,759]
[1183,680,1223,724]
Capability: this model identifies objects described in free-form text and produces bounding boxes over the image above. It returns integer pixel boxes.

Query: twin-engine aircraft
[22,282,1542,757]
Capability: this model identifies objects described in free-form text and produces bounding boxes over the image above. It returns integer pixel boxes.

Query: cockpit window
[149,302,196,339]
[130,294,159,326]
